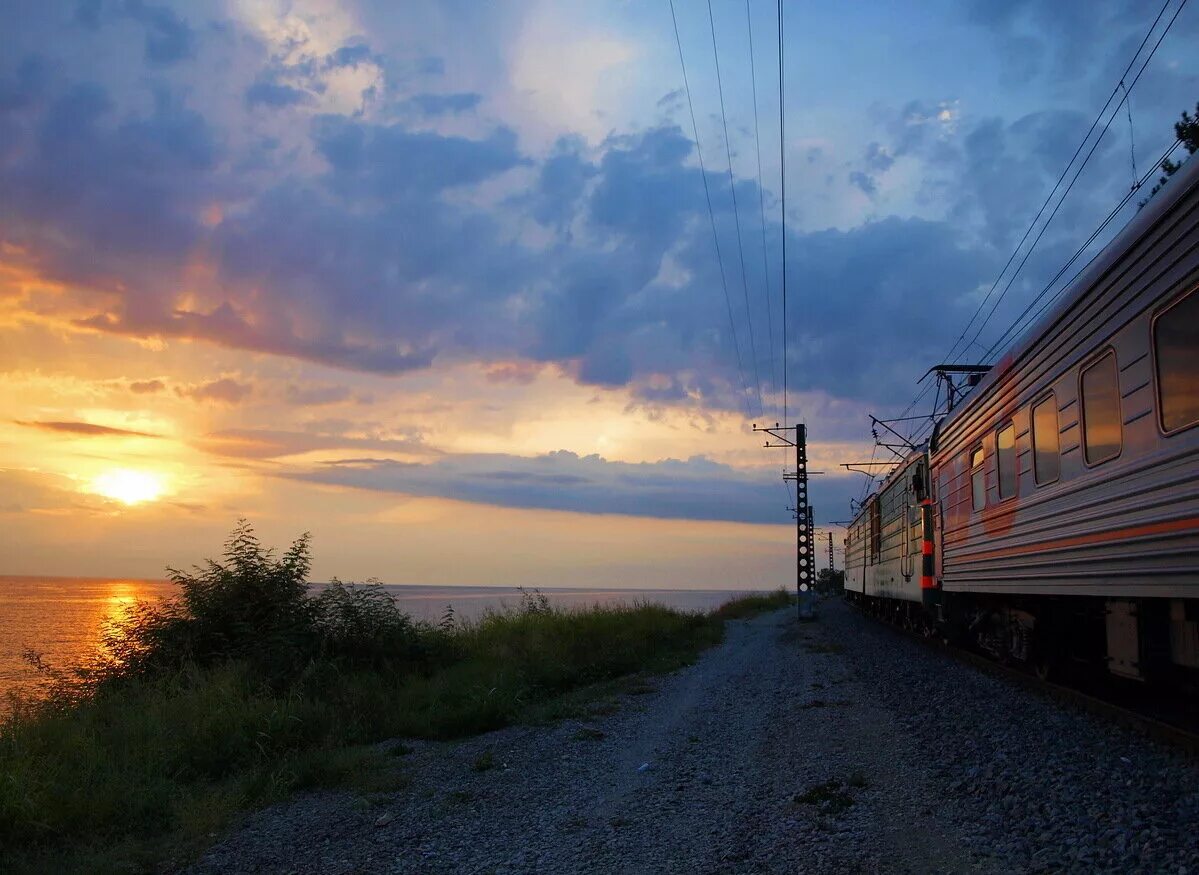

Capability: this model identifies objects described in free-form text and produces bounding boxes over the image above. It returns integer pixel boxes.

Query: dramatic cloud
[288,450,857,526]
[2,0,1198,580]
[3,9,1192,414]
[197,427,429,460]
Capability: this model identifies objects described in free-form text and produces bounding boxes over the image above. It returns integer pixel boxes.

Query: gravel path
[192,600,1199,874]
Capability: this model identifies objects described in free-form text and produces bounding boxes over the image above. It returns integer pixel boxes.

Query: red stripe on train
[956,515,1199,564]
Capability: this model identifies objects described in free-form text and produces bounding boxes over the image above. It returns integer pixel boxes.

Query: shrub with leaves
[97,521,316,682]
[312,579,431,667]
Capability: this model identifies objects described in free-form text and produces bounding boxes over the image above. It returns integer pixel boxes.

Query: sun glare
[91,469,166,505]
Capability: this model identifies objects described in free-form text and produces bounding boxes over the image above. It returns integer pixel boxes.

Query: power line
[706,0,764,417]
[891,0,1180,431]
[963,0,1188,356]
[937,0,1174,370]
[777,0,788,427]
[899,136,1184,453]
[981,137,1185,360]
[667,0,754,417]
[745,0,780,420]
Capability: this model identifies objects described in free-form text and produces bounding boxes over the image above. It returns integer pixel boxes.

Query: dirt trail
[193,602,997,874]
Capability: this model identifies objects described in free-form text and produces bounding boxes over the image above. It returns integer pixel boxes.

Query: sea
[0,576,753,707]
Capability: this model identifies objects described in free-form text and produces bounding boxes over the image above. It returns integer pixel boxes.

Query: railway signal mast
[753,422,818,619]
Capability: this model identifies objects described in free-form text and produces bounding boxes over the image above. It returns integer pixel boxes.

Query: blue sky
[1,0,1196,583]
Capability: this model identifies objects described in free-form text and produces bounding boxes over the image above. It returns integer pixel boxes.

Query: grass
[793,779,856,815]
[571,726,607,741]
[711,589,794,620]
[0,523,792,875]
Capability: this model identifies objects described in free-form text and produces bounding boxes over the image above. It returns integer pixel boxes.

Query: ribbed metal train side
[930,158,1199,600]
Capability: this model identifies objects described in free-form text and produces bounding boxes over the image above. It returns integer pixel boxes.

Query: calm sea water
[0,576,751,705]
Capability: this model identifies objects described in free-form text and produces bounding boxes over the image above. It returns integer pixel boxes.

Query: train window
[970,447,985,511]
[1080,351,1121,465]
[1153,288,1199,433]
[996,424,1016,499]
[1031,394,1060,484]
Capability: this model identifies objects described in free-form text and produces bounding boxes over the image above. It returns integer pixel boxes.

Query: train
[844,152,1199,685]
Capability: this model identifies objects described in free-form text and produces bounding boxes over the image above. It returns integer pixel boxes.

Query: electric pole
[753,422,819,619]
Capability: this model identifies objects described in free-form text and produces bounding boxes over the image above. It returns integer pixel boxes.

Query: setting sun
[90,469,166,505]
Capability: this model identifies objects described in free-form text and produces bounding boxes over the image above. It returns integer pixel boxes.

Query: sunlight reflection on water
[0,576,170,708]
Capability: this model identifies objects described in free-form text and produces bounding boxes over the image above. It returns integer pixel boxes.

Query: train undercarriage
[844,589,1199,688]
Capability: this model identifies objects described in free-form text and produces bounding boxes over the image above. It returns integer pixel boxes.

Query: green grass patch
[793,779,856,815]
[0,523,790,874]
[571,726,606,741]
[711,588,794,619]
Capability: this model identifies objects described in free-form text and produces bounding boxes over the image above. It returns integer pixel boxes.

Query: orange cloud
[13,420,162,438]
[176,378,253,404]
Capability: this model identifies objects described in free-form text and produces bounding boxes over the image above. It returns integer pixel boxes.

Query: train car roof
[932,154,1199,446]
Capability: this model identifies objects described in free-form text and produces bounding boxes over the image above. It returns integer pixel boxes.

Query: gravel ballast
[192,600,1199,874]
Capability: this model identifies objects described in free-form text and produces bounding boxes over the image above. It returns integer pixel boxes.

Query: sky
[1,0,1197,587]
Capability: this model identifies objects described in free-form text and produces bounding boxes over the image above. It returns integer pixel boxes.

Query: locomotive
[844,153,1199,684]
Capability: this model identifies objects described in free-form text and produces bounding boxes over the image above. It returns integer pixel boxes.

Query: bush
[311,579,433,668]
[97,521,318,683]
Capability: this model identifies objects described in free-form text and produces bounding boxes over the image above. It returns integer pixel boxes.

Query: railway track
[848,597,1199,759]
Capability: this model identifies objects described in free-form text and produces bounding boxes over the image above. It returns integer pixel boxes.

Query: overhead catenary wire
[668,1,791,514]
[891,0,1181,437]
[1121,80,1138,189]
[961,0,1189,357]
[900,134,1173,451]
[936,0,1175,371]
[706,0,764,417]
[667,0,754,418]
[776,0,788,428]
[745,0,780,421]
[981,137,1185,360]
[899,137,1185,453]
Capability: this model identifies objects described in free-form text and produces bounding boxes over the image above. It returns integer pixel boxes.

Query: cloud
[14,420,159,438]
[405,92,482,116]
[176,378,253,404]
[848,170,878,198]
[326,44,375,69]
[286,449,855,525]
[197,427,429,460]
[4,7,1197,426]
[283,384,353,406]
[123,0,195,66]
[311,115,525,199]
[129,379,165,394]
[0,80,220,285]
[0,66,1001,411]
[484,362,544,385]
[864,142,894,173]
[245,80,313,109]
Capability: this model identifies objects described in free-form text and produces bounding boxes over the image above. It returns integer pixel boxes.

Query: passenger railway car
[845,154,1199,683]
